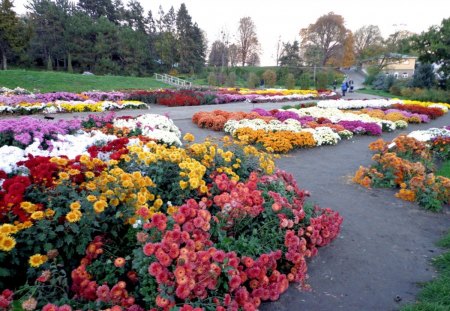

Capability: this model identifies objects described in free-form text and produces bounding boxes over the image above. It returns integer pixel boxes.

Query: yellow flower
[29,254,48,268]
[93,200,108,213]
[66,210,82,223]
[0,235,16,251]
[70,201,81,210]
[110,198,120,207]
[167,205,178,215]
[154,198,163,208]
[68,169,80,176]
[85,171,95,179]
[200,185,208,193]
[85,182,97,191]
[45,209,55,217]
[179,180,188,190]
[0,224,15,235]
[20,201,36,213]
[58,172,70,180]
[183,133,195,142]
[31,211,45,220]
[87,195,97,202]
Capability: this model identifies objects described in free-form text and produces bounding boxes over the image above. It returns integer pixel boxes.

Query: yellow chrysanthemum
[30,211,45,220]
[68,169,80,176]
[0,235,16,251]
[58,172,70,180]
[85,171,95,179]
[93,200,108,213]
[29,254,48,267]
[45,209,55,217]
[183,133,195,142]
[66,210,82,223]
[87,195,97,202]
[70,201,81,210]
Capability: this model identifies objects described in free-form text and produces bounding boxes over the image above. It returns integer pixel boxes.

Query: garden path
[13,92,450,310]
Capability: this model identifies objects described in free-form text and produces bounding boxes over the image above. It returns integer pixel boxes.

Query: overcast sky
[12,0,449,65]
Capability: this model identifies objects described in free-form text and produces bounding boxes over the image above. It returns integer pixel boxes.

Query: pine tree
[0,0,23,70]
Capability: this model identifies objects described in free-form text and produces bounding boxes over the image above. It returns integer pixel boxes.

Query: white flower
[408,128,450,142]
[0,145,27,173]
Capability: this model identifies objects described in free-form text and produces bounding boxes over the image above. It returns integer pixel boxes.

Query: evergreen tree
[279,41,301,67]
[0,0,26,69]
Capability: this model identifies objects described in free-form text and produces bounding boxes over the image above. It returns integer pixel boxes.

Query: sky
[12,0,450,66]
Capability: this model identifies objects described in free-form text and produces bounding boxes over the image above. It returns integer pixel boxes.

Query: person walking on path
[341,81,348,96]
[332,79,337,92]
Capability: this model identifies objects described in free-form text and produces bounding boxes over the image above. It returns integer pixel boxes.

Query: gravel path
[3,93,450,310]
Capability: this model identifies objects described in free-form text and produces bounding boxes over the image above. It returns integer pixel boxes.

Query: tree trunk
[1,52,7,70]
[47,55,53,71]
[67,53,73,73]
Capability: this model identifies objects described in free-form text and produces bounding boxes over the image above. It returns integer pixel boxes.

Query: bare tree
[247,52,260,66]
[273,36,284,66]
[228,43,239,67]
[236,16,260,66]
[300,12,347,66]
[353,25,383,60]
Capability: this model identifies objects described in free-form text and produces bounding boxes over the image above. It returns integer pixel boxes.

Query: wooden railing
[154,73,192,88]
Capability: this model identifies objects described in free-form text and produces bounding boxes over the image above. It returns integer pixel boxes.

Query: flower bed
[317,98,449,111]
[0,113,343,310]
[353,127,450,211]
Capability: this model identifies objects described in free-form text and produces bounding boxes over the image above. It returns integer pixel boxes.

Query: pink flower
[22,297,37,311]
[58,305,72,311]
[42,304,59,311]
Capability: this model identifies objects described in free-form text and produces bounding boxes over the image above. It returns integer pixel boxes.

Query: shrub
[247,72,259,88]
[372,73,386,90]
[299,73,310,89]
[262,70,277,87]
[364,65,381,85]
[412,63,435,89]
[285,73,296,89]
[207,72,218,86]
[226,72,237,87]
[316,72,328,90]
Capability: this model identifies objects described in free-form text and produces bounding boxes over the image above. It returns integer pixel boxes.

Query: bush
[316,72,328,90]
[364,65,381,85]
[262,69,277,88]
[384,75,395,91]
[247,72,259,88]
[285,73,296,89]
[412,63,435,89]
[372,73,386,90]
[207,72,218,86]
[226,72,237,87]
[299,73,310,89]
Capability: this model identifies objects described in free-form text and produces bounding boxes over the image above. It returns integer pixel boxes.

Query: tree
[228,43,239,67]
[353,25,383,60]
[411,63,435,89]
[78,0,118,23]
[124,0,146,33]
[208,40,228,67]
[247,72,259,88]
[236,17,260,66]
[246,52,260,66]
[300,12,347,66]
[0,0,26,70]
[285,73,295,89]
[279,40,301,67]
[413,18,450,79]
[273,36,283,66]
[341,31,355,67]
[176,3,205,73]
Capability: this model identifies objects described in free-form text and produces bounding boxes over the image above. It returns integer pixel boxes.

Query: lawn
[0,70,171,93]
[356,87,406,99]
[402,232,450,311]
[437,160,450,178]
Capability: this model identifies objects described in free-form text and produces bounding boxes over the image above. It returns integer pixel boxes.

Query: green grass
[437,160,450,178]
[0,70,171,93]
[356,87,401,98]
[401,232,450,311]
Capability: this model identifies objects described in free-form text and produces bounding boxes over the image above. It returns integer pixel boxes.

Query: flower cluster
[0,111,342,310]
[353,130,450,211]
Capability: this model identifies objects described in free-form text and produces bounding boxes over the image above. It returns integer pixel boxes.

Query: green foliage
[247,72,259,89]
[285,73,295,89]
[412,63,436,89]
[207,72,217,86]
[316,72,328,89]
[299,73,311,89]
[262,69,277,87]
[437,160,450,178]
[226,71,236,87]
[413,18,450,80]
[364,65,381,85]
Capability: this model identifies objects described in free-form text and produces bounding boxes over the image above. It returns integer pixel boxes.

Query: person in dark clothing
[341,81,348,96]
[332,79,337,91]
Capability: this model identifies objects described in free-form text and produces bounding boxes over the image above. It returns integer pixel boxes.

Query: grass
[437,160,450,178]
[0,70,171,93]
[401,232,450,311]
[356,87,403,99]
